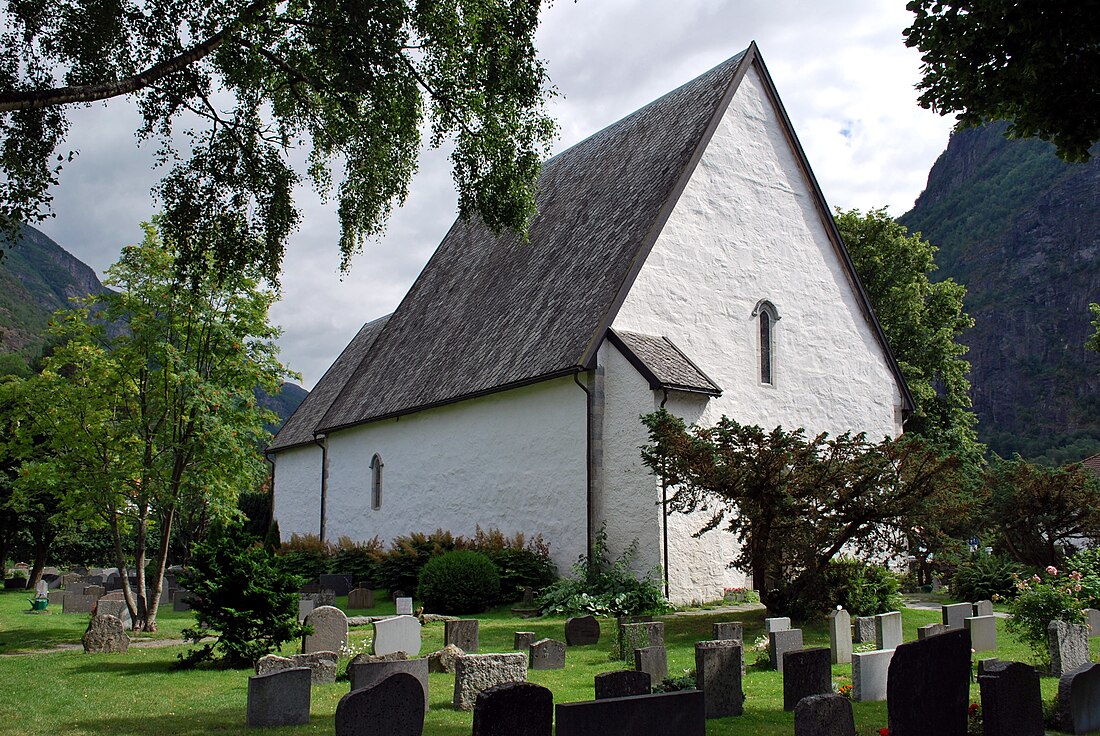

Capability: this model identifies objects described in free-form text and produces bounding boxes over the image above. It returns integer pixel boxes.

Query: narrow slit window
[752,299,779,386]
[370,454,383,510]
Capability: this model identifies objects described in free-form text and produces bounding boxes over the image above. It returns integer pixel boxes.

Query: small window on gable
[752,300,780,386]
[370,454,383,510]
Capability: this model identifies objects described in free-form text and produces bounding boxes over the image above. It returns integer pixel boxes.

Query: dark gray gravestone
[634,646,667,685]
[769,628,804,673]
[978,660,1044,736]
[793,693,857,736]
[348,657,429,712]
[95,598,132,629]
[336,672,424,736]
[695,640,743,718]
[472,681,553,736]
[941,602,971,631]
[783,647,832,711]
[853,616,876,643]
[81,614,129,653]
[514,631,536,651]
[319,574,352,596]
[258,651,339,685]
[63,592,98,614]
[565,615,601,646]
[529,639,565,670]
[348,588,375,609]
[916,623,948,640]
[594,671,650,700]
[445,619,479,653]
[555,690,706,736]
[83,585,106,599]
[1057,663,1100,735]
[172,589,192,612]
[886,628,971,736]
[247,667,311,727]
[712,621,743,642]
[1049,620,1091,677]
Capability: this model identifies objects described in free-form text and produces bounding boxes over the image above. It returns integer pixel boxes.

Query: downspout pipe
[660,388,670,600]
[312,434,328,542]
[573,369,594,562]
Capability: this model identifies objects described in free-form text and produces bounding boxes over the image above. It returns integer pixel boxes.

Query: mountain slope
[899,123,1100,463]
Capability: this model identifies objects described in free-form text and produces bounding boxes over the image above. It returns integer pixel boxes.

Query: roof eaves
[659,335,723,396]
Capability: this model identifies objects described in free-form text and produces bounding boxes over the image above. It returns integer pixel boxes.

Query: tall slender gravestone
[886,628,971,736]
[1049,620,1091,677]
[769,628,803,673]
[828,608,852,664]
[875,611,903,650]
[783,648,832,712]
[695,640,743,718]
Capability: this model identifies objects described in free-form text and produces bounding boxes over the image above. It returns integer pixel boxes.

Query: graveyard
[2,587,1098,735]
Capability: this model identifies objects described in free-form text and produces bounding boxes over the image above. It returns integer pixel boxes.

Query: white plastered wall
[321,376,589,574]
[602,64,905,604]
[272,443,324,539]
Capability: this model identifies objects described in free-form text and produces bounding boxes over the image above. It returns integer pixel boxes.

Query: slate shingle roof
[609,330,722,396]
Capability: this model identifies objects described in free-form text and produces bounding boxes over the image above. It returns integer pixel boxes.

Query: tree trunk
[107,510,140,628]
[145,503,177,633]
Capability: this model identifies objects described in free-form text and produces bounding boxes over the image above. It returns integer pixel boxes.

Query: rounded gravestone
[793,693,856,736]
[303,605,349,655]
[82,614,129,653]
[565,615,601,646]
[336,672,424,736]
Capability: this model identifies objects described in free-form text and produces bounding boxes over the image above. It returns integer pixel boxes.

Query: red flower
[969,703,980,716]
[879,729,890,736]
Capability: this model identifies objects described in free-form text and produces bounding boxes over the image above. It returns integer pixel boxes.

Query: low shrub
[948,553,1024,602]
[380,530,459,595]
[276,533,332,581]
[1006,566,1087,662]
[417,550,500,614]
[330,536,386,590]
[1066,547,1100,608]
[822,557,902,617]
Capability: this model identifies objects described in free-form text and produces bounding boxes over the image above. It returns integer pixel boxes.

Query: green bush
[822,557,902,617]
[949,553,1024,602]
[485,546,558,602]
[1006,567,1088,662]
[417,550,500,614]
[1066,548,1100,608]
[276,533,332,582]
[380,530,459,595]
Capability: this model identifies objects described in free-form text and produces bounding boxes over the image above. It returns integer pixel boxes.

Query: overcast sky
[34,1,956,389]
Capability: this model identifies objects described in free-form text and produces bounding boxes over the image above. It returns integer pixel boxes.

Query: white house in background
[268,43,913,604]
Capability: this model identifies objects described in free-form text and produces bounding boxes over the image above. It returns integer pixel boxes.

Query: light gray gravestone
[917,623,949,640]
[852,648,895,702]
[783,648,833,712]
[965,615,997,652]
[979,660,1044,736]
[769,628,803,673]
[875,611,903,650]
[247,667,311,728]
[348,656,429,713]
[793,693,857,736]
[348,587,375,609]
[828,608,852,664]
[1057,662,1100,735]
[853,616,876,643]
[942,602,971,631]
[47,590,65,607]
[1049,620,1091,677]
[100,590,125,601]
[60,573,84,590]
[34,579,48,597]
[445,619,479,653]
[695,640,743,718]
[765,616,792,633]
[618,621,664,660]
[453,652,528,711]
[514,631,537,651]
[257,651,339,685]
[396,596,414,615]
[63,592,98,614]
[529,639,566,670]
[712,621,743,642]
[302,605,349,655]
[973,599,994,617]
[428,644,464,673]
[81,614,129,653]
[83,585,106,599]
[634,645,668,686]
[298,596,315,623]
[372,614,422,657]
[95,598,132,629]
[1088,609,1100,637]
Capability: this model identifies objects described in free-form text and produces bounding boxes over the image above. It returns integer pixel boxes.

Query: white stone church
[268,43,913,605]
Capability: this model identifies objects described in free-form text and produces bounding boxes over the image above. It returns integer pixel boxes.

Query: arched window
[370,454,383,510]
[751,300,780,385]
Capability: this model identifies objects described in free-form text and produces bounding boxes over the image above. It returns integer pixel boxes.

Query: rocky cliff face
[899,123,1100,463]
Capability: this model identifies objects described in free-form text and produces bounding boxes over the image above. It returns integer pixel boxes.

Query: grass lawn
[0,589,1092,735]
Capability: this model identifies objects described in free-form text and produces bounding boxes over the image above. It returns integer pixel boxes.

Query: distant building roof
[1080,452,1100,475]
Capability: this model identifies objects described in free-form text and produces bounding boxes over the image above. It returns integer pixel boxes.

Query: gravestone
[618,621,664,660]
[257,651,339,685]
[978,660,1044,736]
[348,657,429,712]
[95,598,132,629]
[47,590,65,607]
[783,647,832,711]
[514,631,537,651]
[973,599,994,617]
[712,621,743,642]
[453,652,528,711]
[348,587,375,609]
[100,590,124,601]
[852,648,895,701]
[853,616,876,643]
[695,640,743,718]
[886,628,971,736]
[63,592,98,614]
[942,602,971,631]
[1087,608,1100,637]
[42,574,61,589]
[594,670,651,699]
[82,614,129,653]
[875,611,903,650]
[427,644,464,673]
[445,619,479,653]
[1049,620,1091,677]
[565,615,600,646]
[391,589,406,600]
[1057,662,1100,735]
[555,690,706,736]
[917,623,948,640]
[306,588,336,607]
[247,667,311,728]
[793,693,857,736]
[828,608,852,664]
[103,572,120,591]
[34,579,48,597]
[83,585,106,599]
[335,671,424,736]
[529,639,565,670]
[172,589,192,612]
[472,681,553,736]
[372,615,422,656]
[977,658,1002,676]
[298,597,315,622]
[319,573,352,596]
[965,615,997,652]
[396,596,414,615]
[60,573,83,589]
[303,605,349,655]
[634,645,668,685]
[765,616,792,633]
[769,628,803,673]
